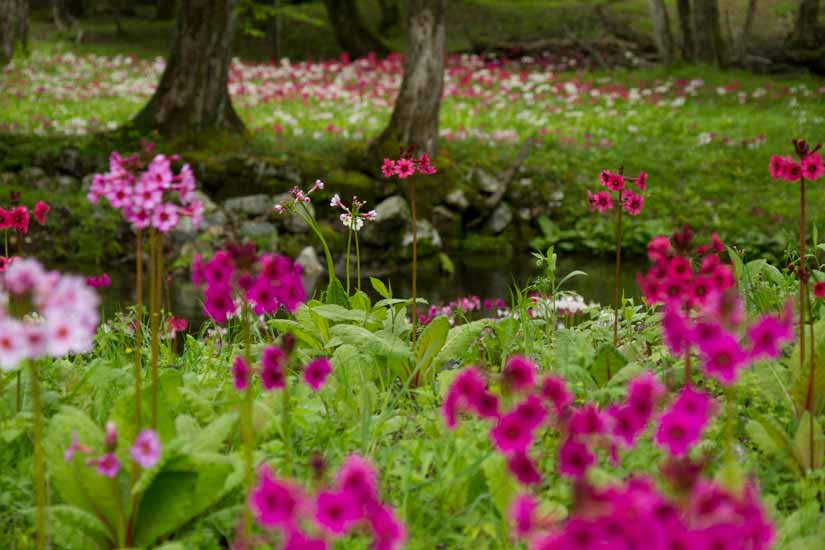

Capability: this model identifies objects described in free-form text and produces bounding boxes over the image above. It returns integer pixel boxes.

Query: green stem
[800,177,807,390]
[16,370,21,413]
[355,229,361,293]
[241,303,255,536]
[410,180,418,349]
[345,227,352,295]
[805,273,816,469]
[613,187,623,350]
[30,360,47,550]
[282,365,293,476]
[297,204,335,286]
[149,230,161,429]
[111,476,127,547]
[134,231,143,431]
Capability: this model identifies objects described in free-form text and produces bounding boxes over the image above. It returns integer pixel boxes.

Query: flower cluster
[418,295,509,326]
[86,272,111,289]
[191,243,306,324]
[0,258,100,370]
[381,149,437,179]
[65,423,161,478]
[249,454,405,550]
[587,169,647,216]
[329,194,376,231]
[232,342,331,394]
[274,179,325,214]
[518,477,772,549]
[636,226,734,309]
[769,140,822,181]
[87,143,203,232]
[0,200,50,235]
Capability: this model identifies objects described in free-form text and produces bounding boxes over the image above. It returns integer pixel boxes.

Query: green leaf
[788,319,825,417]
[482,454,517,519]
[269,319,323,350]
[415,316,450,381]
[325,278,349,307]
[433,320,490,371]
[745,415,796,470]
[590,345,628,387]
[189,412,239,453]
[370,277,392,299]
[310,304,370,324]
[48,504,114,549]
[793,412,825,471]
[330,324,412,362]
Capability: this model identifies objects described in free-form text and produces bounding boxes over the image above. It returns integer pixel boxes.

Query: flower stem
[805,271,816,469]
[134,231,143,431]
[613,188,623,349]
[241,303,255,536]
[684,345,692,388]
[355,228,361,293]
[298,204,335,286]
[16,371,21,413]
[282,372,292,476]
[410,180,418,349]
[800,176,807,390]
[345,227,352,295]
[30,360,47,550]
[149,229,162,429]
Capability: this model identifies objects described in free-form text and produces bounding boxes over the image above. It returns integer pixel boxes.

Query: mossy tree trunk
[693,0,725,65]
[370,0,445,159]
[1,0,29,66]
[676,0,694,60]
[133,0,244,135]
[793,0,821,47]
[322,0,389,59]
[648,0,675,64]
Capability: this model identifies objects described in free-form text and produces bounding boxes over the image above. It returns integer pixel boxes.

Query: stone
[361,195,410,246]
[402,219,442,251]
[20,167,46,183]
[203,210,227,230]
[58,147,83,176]
[81,174,95,193]
[223,194,274,217]
[432,205,461,238]
[297,246,324,276]
[445,189,469,210]
[473,168,503,195]
[193,191,217,212]
[240,221,278,243]
[273,192,313,233]
[55,175,80,190]
[487,202,513,234]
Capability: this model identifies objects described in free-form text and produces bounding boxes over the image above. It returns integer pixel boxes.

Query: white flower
[330,193,341,207]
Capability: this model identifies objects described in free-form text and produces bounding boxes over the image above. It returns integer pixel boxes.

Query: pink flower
[622,190,644,216]
[540,374,573,414]
[512,395,548,430]
[814,281,825,298]
[748,314,793,359]
[247,277,279,315]
[511,494,538,539]
[768,155,788,179]
[647,236,672,262]
[416,153,437,175]
[89,453,120,478]
[568,404,605,436]
[784,159,802,181]
[10,206,29,234]
[507,451,542,485]
[314,490,361,536]
[801,152,823,181]
[232,356,251,391]
[86,273,111,289]
[284,530,329,550]
[166,315,188,336]
[261,346,286,390]
[502,355,537,391]
[381,158,396,178]
[33,201,50,225]
[304,357,332,391]
[336,454,379,507]
[698,331,748,385]
[250,466,305,529]
[0,208,11,229]
[491,411,534,453]
[558,437,594,478]
[635,171,648,191]
[605,172,625,191]
[592,191,613,212]
[204,285,235,323]
[662,307,692,355]
[131,429,161,468]
[151,202,180,233]
[367,502,406,550]
[64,432,91,462]
[394,158,415,179]
[655,408,703,457]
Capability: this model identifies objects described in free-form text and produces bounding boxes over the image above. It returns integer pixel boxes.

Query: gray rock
[193,191,217,212]
[203,210,227,230]
[445,189,469,210]
[21,167,46,183]
[55,175,80,190]
[58,148,83,176]
[487,202,513,234]
[81,174,95,193]
[361,195,410,246]
[473,168,503,195]
[297,246,324,276]
[432,205,460,237]
[273,192,313,233]
[402,219,442,250]
[223,195,274,217]
[240,221,278,242]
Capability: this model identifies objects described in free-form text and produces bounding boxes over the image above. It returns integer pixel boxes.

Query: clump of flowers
[191,243,306,324]
[329,193,376,294]
[86,272,111,289]
[587,167,649,345]
[229,345,331,394]
[65,423,162,477]
[249,454,405,550]
[0,198,50,268]
[418,295,509,326]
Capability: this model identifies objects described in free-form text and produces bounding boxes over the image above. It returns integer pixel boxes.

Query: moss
[459,233,515,256]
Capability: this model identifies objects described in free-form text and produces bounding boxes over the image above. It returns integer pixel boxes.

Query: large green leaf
[269,319,323,350]
[324,278,349,307]
[49,505,114,550]
[133,452,242,546]
[110,370,183,445]
[793,412,825,471]
[745,414,797,472]
[481,454,517,519]
[188,412,239,454]
[788,319,825,418]
[415,316,450,381]
[433,320,490,371]
[330,324,412,362]
[310,304,371,324]
[590,345,628,387]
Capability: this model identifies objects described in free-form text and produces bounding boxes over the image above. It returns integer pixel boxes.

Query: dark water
[96,254,644,326]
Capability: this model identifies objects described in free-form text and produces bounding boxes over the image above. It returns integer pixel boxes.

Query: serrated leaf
[482,454,517,518]
[433,320,490,371]
[48,504,114,549]
[416,316,450,382]
[330,324,412,362]
[370,277,392,299]
[793,412,825,471]
[590,345,628,387]
[189,412,239,453]
[324,277,349,307]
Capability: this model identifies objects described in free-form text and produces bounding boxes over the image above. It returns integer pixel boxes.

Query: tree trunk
[323,0,389,59]
[370,0,445,159]
[648,0,675,64]
[133,0,244,135]
[693,0,725,65]
[733,0,758,61]
[378,0,400,36]
[676,0,694,60]
[793,0,821,47]
[157,0,176,19]
[1,0,28,66]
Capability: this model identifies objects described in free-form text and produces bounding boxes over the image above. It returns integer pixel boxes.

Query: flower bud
[282,332,296,355]
[104,421,118,451]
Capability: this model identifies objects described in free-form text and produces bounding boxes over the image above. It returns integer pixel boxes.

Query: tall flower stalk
[134,231,144,428]
[381,151,437,346]
[330,193,376,294]
[587,167,648,348]
[770,139,823,468]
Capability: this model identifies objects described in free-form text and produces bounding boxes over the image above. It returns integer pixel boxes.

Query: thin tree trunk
[693,0,725,65]
[677,0,694,60]
[733,0,758,61]
[648,0,675,64]
[133,0,244,135]
[793,0,821,47]
[157,0,176,20]
[322,0,389,59]
[1,0,28,66]
[370,0,445,159]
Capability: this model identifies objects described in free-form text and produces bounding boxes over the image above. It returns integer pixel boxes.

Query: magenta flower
[512,395,548,430]
[540,374,573,414]
[698,332,747,385]
[568,404,606,437]
[131,429,161,468]
[394,158,415,178]
[304,357,332,391]
[511,494,538,539]
[336,454,380,507]
[381,158,396,178]
[366,502,407,550]
[801,151,824,180]
[507,451,542,485]
[635,171,648,191]
[64,432,91,462]
[655,409,701,457]
[284,530,329,550]
[249,466,305,529]
[232,356,251,391]
[622,190,644,215]
[89,453,120,478]
[33,201,50,225]
[747,314,793,359]
[86,273,111,289]
[314,490,361,535]
[502,355,537,391]
[490,411,534,453]
[558,437,594,478]
[261,346,286,390]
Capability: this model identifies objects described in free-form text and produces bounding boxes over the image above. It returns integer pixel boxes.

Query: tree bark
[1,0,28,66]
[693,0,725,65]
[676,0,694,60]
[733,0,758,61]
[157,0,176,19]
[648,0,675,64]
[370,0,445,159]
[793,0,821,47]
[323,0,389,59]
[378,0,400,36]
[133,0,244,135]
